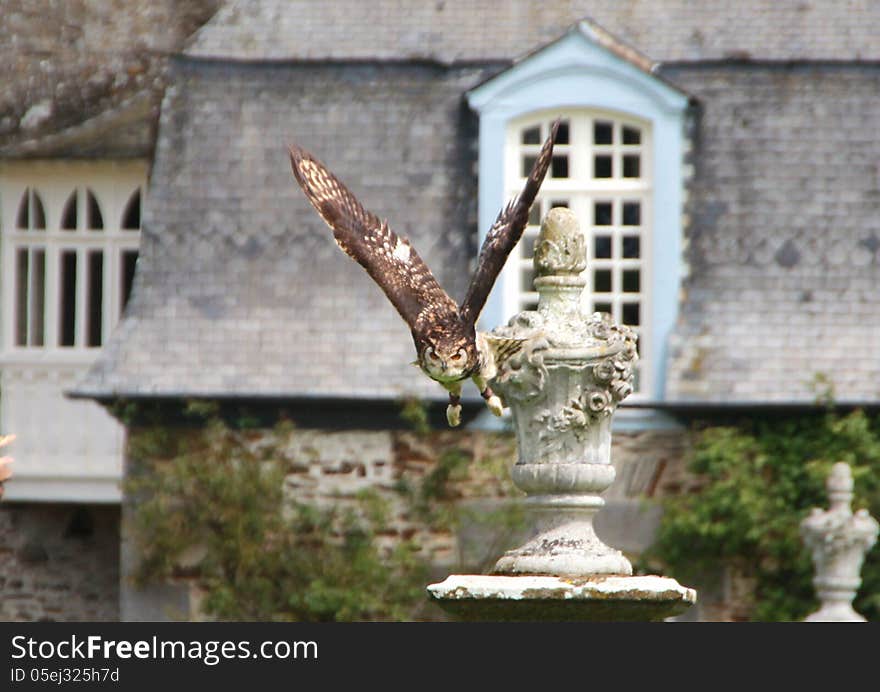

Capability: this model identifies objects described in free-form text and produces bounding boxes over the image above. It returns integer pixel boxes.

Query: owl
[289,121,558,426]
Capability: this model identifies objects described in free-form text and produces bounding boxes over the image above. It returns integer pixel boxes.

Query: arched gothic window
[2,171,144,351]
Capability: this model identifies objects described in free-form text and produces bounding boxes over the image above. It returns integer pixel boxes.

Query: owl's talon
[486,395,504,417]
[446,404,462,427]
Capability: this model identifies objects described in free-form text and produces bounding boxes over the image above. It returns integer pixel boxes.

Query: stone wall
[121,421,692,620]
[282,428,520,573]
[269,425,692,572]
[243,422,826,623]
[0,423,758,623]
[0,503,120,621]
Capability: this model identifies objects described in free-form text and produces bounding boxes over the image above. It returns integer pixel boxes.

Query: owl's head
[417,332,479,383]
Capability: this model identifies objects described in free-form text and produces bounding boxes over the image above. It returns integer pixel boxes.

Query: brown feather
[289,145,460,333]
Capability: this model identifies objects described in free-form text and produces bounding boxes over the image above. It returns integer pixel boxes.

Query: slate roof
[185,0,880,63]
[74,59,490,401]
[663,64,880,404]
[74,1,880,405]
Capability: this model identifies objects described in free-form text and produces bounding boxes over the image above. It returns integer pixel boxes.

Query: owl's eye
[425,346,439,361]
[451,348,466,362]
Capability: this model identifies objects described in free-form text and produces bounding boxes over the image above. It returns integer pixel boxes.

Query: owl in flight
[289,120,559,426]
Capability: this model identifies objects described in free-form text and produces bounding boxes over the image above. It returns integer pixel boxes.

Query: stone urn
[488,207,637,576]
[427,208,695,621]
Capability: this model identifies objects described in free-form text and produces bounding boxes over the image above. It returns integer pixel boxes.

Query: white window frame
[505,110,654,396]
[0,161,145,362]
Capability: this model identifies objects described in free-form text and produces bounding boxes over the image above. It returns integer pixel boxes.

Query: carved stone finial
[487,207,638,576]
[801,462,879,622]
[533,207,587,278]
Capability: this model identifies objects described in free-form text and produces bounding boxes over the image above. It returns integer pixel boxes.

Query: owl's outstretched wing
[458,120,559,328]
[289,145,459,331]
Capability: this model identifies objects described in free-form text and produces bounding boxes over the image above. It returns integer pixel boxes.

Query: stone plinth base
[428,574,696,622]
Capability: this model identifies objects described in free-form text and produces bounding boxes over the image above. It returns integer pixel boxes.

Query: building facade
[2,0,879,621]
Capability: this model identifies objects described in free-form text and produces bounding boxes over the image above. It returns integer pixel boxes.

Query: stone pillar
[801,462,878,622]
[428,208,695,620]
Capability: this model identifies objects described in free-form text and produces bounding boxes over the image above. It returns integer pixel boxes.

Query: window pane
[87,251,104,346]
[87,190,104,230]
[61,191,78,230]
[550,199,569,209]
[522,155,537,177]
[121,251,138,313]
[528,204,541,226]
[122,189,141,230]
[521,126,541,145]
[594,202,613,226]
[16,189,29,229]
[521,264,535,292]
[594,155,612,178]
[593,121,613,145]
[622,236,641,259]
[556,120,570,144]
[593,269,612,293]
[623,202,641,226]
[32,191,46,230]
[623,270,640,293]
[623,154,641,178]
[622,126,641,144]
[522,295,539,312]
[524,228,539,253]
[594,235,612,259]
[60,251,78,347]
[31,250,46,346]
[15,249,28,345]
[15,189,46,231]
[551,155,569,178]
[594,301,612,315]
[623,303,640,326]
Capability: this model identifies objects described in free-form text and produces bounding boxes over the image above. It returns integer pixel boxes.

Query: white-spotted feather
[289,146,459,331]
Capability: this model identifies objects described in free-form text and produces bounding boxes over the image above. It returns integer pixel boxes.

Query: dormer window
[467,21,689,403]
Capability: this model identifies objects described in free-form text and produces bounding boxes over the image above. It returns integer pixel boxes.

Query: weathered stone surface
[0,505,120,622]
[0,0,219,157]
[489,209,639,578]
[428,574,696,622]
[187,0,880,63]
[801,463,878,622]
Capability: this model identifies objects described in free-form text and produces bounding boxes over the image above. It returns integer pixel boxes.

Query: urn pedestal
[428,208,695,621]
[801,462,878,622]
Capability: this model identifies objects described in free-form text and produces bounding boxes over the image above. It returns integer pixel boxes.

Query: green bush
[125,401,523,621]
[126,417,429,621]
[648,409,880,621]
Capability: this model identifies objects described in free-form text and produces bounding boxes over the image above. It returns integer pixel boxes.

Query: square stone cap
[428,574,696,622]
